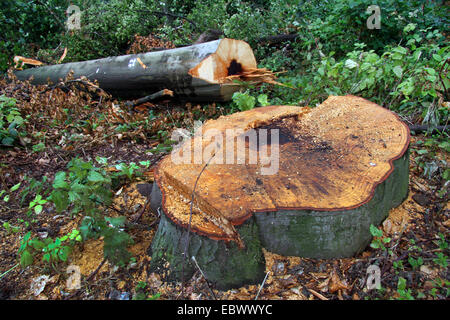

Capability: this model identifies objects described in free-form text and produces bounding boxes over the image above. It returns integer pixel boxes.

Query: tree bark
[148,181,266,290]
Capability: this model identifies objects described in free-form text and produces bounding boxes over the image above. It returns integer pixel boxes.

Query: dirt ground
[0,74,448,301]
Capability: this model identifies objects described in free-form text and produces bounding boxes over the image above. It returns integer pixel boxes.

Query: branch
[257,33,299,44]
[125,89,174,108]
[438,58,449,101]
[408,124,448,134]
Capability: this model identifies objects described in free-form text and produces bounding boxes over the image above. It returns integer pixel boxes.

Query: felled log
[148,95,410,289]
[15,39,271,101]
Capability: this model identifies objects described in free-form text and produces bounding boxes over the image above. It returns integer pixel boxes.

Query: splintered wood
[223,67,287,87]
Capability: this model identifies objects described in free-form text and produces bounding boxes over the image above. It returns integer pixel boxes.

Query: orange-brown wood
[154,95,410,245]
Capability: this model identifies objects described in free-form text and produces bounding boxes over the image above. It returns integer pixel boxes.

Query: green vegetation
[0,95,25,146]
[0,0,448,300]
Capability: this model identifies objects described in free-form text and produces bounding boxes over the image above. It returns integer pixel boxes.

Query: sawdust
[382,192,422,236]
[69,239,109,276]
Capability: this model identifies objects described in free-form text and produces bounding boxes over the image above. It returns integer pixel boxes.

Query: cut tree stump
[148,95,410,289]
[14,38,275,101]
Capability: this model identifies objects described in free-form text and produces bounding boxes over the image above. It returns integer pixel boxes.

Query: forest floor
[0,71,448,301]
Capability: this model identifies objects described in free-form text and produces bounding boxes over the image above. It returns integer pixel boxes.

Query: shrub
[0,0,66,72]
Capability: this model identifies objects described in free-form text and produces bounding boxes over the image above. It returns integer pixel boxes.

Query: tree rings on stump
[149,95,410,289]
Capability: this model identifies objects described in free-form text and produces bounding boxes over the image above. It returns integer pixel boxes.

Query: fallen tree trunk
[148,95,410,289]
[15,39,269,101]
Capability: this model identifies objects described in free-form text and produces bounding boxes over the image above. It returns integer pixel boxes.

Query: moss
[149,208,265,290]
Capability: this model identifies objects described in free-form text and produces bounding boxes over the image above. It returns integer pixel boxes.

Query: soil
[0,74,448,301]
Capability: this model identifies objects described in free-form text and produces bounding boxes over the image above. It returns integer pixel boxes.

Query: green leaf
[87,170,106,183]
[20,250,34,268]
[53,172,69,189]
[95,156,109,165]
[58,246,71,262]
[30,239,45,251]
[424,68,436,76]
[443,169,450,181]
[370,224,383,237]
[393,66,403,78]
[105,216,126,228]
[10,182,21,192]
[1,137,15,146]
[344,59,358,69]
[370,242,380,249]
[34,205,43,215]
[43,253,51,263]
[50,190,69,212]
[432,54,442,62]
[438,141,450,152]
[232,92,256,111]
[397,277,407,291]
[103,228,134,266]
[416,149,428,155]
[257,94,269,106]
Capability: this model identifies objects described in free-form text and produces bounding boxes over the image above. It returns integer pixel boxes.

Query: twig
[191,256,217,300]
[125,89,174,108]
[438,58,449,100]
[0,263,19,280]
[86,258,107,282]
[408,124,448,134]
[150,11,199,30]
[180,150,216,297]
[307,288,329,300]
[132,197,150,223]
[255,271,270,300]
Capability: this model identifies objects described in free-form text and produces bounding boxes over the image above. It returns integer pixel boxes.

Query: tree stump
[148,95,410,289]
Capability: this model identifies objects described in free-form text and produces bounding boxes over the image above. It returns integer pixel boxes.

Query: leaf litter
[0,71,448,300]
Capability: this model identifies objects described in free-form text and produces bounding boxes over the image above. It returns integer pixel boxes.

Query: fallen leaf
[329,270,350,294]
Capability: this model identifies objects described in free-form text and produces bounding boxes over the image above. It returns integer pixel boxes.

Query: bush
[0,0,67,72]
